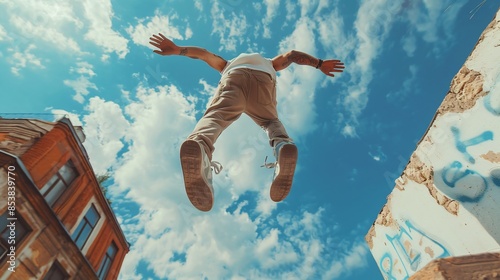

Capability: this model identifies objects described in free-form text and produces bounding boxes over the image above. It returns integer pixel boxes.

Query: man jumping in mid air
[149,33,345,211]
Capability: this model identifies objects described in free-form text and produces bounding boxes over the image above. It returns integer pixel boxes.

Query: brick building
[0,118,129,280]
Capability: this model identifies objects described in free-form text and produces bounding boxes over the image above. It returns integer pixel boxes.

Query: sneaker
[180,140,222,211]
[268,141,298,202]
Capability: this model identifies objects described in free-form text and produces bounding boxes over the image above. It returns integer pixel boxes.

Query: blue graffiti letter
[451,126,493,164]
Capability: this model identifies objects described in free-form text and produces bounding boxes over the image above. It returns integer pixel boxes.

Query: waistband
[221,68,275,81]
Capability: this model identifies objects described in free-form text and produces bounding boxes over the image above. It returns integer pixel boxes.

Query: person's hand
[149,33,179,55]
[320,59,345,77]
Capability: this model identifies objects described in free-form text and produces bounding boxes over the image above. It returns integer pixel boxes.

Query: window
[0,212,31,261]
[97,242,118,280]
[40,160,78,206]
[43,261,68,280]
[71,204,100,250]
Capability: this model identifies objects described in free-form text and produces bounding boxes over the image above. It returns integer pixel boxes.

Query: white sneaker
[266,141,298,202]
[180,140,222,211]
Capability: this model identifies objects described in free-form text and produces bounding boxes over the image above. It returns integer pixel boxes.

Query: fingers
[329,63,345,72]
[322,66,344,73]
[150,35,162,43]
[149,33,167,45]
[149,41,160,48]
[149,34,165,49]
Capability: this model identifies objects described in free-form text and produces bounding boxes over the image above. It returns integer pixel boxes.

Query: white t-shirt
[221,53,276,80]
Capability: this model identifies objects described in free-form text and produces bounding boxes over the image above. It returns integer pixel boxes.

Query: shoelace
[211,161,223,174]
[260,156,276,169]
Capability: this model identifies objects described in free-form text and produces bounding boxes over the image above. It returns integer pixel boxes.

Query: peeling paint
[481,151,500,163]
[366,197,396,249]
[366,226,376,250]
[438,67,487,114]
[395,176,406,191]
[425,247,435,258]
[403,154,459,216]
[375,197,396,228]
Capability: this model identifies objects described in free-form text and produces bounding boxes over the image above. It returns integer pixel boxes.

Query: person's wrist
[315,59,323,69]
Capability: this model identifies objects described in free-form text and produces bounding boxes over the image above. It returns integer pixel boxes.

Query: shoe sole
[270,144,298,202]
[180,140,213,211]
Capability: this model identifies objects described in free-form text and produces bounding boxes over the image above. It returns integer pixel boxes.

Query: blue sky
[1,1,498,279]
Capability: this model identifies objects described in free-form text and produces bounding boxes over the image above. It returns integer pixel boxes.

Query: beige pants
[188,68,291,159]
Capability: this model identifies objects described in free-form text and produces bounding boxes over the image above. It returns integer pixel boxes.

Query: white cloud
[386,64,418,104]
[5,2,82,53]
[100,54,110,62]
[70,61,96,77]
[317,6,354,60]
[404,0,468,49]
[82,97,129,174]
[322,242,370,279]
[341,124,358,138]
[314,0,469,137]
[126,13,193,50]
[50,109,84,126]
[1,0,128,58]
[298,0,313,17]
[262,0,280,38]
[8,44,44,75]
[315,0,330,15]
[402,33,417,57]
[64,76,97,103]
[369,145,388,162]
[210,2,249,52]
[353,0,402,74]
[0,24,10,41]
[285,0,297,22]
[63,61,100,103]
[320,0,404,137]
[118,193,368,279]
[297,0,330,18]
[198,79,216,96]
[194,0,203,12]
[81,0,129,58]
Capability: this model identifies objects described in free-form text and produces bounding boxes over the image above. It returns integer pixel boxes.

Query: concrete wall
[366,9,500,280]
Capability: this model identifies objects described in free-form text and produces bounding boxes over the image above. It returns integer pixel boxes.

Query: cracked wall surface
[366,9,500,280]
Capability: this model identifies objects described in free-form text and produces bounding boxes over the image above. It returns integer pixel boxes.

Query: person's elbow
[273,50,295,71]
[287,49,298,57]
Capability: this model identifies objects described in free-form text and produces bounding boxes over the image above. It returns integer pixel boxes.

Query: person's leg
[245,70,297,202]
[181,70,248,211]
[187,71,248,160]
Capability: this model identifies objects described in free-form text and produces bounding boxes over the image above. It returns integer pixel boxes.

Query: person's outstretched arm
[149,33,227,73]
[272,50,345,77]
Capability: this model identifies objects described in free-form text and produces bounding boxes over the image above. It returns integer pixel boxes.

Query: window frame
[0,212,32,262]
[71,204,101,250]
[40,159,79,206]
[97,242,118,280]
[43,260,69,280]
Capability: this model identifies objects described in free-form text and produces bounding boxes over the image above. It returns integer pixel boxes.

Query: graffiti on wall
[377,92,500,279]
[438,125,496,202]
[379,220,450,280]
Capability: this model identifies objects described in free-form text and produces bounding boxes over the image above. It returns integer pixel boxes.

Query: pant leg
[244,70,292,147]
[188,71,248,159]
